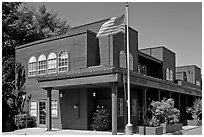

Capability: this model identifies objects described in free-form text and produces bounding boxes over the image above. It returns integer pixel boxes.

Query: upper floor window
[58,50,68,73]
[38,54,47,75]
[28,56,37,77]
[166,68,169,80]
[48,52,57,74]
[170,70,173,81]
[129,53,133,70]
[119,50,126,69]
[183,72,187,81]
[196,80,200,86]
[138,63,141,74]
[142,65,147,75]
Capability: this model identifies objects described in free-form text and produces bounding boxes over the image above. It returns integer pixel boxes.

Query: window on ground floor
[131,99,137,116]
[30,101,37,117]
[117,98,124,117]
[52,100,58,117]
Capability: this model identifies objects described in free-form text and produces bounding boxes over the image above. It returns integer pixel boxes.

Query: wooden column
[158,90,161,101]
[170,91,172,98]
[112,84,117,135]
[46,88,52,131]
[178,93,181,121]
[142,87,148,135]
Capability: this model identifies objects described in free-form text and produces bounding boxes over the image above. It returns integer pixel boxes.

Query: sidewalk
[2,125,202,135]
[165,125,202,135]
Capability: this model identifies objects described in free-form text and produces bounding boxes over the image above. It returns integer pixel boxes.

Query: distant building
[16,17,202,133]
[176,65,202,89]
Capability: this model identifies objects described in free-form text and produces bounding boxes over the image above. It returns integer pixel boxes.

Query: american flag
[96,14,125,37]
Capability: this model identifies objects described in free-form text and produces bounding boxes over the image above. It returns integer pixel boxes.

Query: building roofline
[139,45,175,54]
[16,30,96,50]
[16,17,110,50]
[176,65,201,69]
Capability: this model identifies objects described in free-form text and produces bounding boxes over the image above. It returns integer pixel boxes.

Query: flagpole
[125,2,133,135]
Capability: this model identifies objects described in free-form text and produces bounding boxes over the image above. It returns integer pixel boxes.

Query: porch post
[142,87,148,135]
[112,84,117,135]
[170,91,172,98]
[158,90,161,101]
[178,93,181,121]
[46,87,52,131]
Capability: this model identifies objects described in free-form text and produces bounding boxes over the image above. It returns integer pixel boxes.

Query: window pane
[30,101,37,116]
[52,100,58,117]
[28,58,37,77]
[58,51,68,73]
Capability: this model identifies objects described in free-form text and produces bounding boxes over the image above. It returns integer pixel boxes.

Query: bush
[144,98,180,126]
[90,108,111,131]
[15,113,36,129]
[186,98,202,120]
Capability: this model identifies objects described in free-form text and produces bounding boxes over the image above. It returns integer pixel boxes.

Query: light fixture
[93,92,96,97]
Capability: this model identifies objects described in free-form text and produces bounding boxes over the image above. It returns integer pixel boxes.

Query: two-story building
[16,17,202,133]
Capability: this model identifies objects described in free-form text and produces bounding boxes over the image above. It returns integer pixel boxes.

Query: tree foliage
[2,2,71,131]
[186,98,202,120]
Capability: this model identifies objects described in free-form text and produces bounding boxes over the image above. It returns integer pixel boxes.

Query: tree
[2,2,71,131]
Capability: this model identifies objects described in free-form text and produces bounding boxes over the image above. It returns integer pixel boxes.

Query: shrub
[186,98,202,120]
[146,98,180,126]
[90,108,111,131]
[15,113,36,129]
[161,98,180,124]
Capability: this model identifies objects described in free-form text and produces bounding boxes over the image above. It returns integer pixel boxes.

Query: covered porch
[37,66,202,135]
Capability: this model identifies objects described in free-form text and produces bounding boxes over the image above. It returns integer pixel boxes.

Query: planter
[161,123,182,133]
[139,126,163,135]
[187,120,202,126]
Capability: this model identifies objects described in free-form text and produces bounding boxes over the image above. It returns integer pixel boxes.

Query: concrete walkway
[2,126,202,135]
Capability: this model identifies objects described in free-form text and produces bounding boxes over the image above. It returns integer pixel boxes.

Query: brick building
[16,17,202,133]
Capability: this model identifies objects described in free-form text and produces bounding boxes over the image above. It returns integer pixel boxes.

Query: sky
[28,2,202,69]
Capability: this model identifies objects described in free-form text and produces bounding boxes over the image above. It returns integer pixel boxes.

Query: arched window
[38,55,47,75]
[166,68,169,80]
[138,63,141,74]
[129,53,133,70]
[58,50,68,73]
[170,70,173,81]
[183,72,187,81]
[28,56,37,77]
[47,52,57,74]
[119,50,126,69]
[142,65,147,75]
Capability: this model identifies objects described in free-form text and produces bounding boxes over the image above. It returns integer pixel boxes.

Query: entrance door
[38,100,46,126]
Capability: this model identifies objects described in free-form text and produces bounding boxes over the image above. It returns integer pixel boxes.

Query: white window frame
[30,101,37,117]
[119,50,126,69]
[28,56,37,77]
[129,53,133,70]
[138,63,141,74]
[166,68,169,80]
[47,52,57,74]
[170,70,173,81]
[58,50,68,73]
[52,100,58,117]
[38,54,47,75]
[142,65,147,75]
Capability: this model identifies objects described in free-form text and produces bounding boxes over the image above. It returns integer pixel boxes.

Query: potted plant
[138,101,163,135]
[186,98,202,126]
[159,98,182,133]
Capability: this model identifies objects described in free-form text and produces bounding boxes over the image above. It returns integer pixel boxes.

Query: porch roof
[37,65,201,97]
